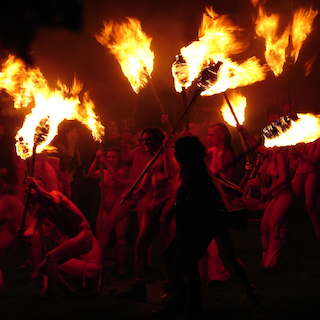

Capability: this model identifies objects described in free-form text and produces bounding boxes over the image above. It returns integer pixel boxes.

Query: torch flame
[174,7,267,94]
[264,113,320,148]
[253,4,318,76]
[95,17,154,94]
[0,55,104,160]
[290,7,318,63]
[220,91,246,127]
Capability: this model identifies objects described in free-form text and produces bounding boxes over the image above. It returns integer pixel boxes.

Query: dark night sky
[1,0,320,135]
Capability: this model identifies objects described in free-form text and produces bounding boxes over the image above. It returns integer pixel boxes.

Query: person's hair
[105,146,123,170]
[209,122,234,153]
[141,127,165,151]
[51,120,78,147]
[175,136,207,165]
[265,105,282,120]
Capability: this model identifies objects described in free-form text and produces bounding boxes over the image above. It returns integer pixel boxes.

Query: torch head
[197,61,222,91]
[262,116,292,140]
[172,54,189,87]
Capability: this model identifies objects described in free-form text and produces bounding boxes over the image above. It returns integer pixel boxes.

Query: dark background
[1,0,320,143]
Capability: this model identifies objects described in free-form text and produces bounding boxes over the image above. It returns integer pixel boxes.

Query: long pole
[182,87,189,132]
[223,92,264,187]
[13,143,38,257]
[120,87,203,204]
[147,75,173,134]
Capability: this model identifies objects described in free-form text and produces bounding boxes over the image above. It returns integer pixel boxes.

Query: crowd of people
[0,101,320,319]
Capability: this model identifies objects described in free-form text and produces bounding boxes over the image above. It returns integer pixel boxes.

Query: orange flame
[290,7,318,63]
[96,17,154,94]
[0,55,104,160]
[253,4,318,76]
[174,7,267,94]
[220,91,246,127]
[264,113,320,148]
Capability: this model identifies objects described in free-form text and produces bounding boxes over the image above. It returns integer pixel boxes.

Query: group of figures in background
[0,101,320,319]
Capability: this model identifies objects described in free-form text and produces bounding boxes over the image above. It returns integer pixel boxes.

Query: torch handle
[13,143,37,258]
[223,92,265,188]
[99,162,104,232]
[182,87,189,132]
[148,76,174,134]
[121,88,202,205]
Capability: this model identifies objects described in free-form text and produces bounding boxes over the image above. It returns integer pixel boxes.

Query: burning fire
[173,7,267,94]
[220,91,246,127]
[95,17,154,94]
[253,3,318,76]
[264,113,320,148]
[0,55,104,160]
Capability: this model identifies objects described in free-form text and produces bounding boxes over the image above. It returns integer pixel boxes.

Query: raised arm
[26,177,60,207]
[88,150,103,179]
[163,135,180,179]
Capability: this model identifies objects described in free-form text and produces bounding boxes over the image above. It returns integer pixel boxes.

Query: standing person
[50,120,82,201]
[16,177,102,298]
[98,128,165,276]
[103,119,122,150]
[291,138,320,243]
[88,147,130,276]
[259,146,295,267]
[152,136,259,320]
[204,123,235,283]
[118,134,180,302]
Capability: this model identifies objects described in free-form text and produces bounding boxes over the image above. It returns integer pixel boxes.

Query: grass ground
[1,207,320,320]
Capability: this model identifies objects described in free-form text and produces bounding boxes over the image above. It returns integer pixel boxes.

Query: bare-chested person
[97,128,161,277]
[88,147,130,276]
[291,138,320,242]
[118,134,180,303]
[17,177,102,298]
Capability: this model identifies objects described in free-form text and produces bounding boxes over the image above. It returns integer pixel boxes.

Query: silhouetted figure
[152,136,259,319]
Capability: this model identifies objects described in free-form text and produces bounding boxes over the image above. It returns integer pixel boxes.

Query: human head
[55,120,79,146]
[265,106,282,124]
[141,127,165,154]
[105,147,121,167]
[207,123,232,149]
[106,120,119,136]
[174,136,207,165]
[119,118,128,133]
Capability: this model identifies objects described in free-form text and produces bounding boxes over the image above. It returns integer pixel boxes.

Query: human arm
[26,177,61,207]
[163,135,180,179]
[237,125,268,156]
[292,140,320,165]
[88,150,104,179]
[121,133,134,162]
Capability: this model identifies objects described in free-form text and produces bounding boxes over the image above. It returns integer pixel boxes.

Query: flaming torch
[0,55,104,238]
[263,113,320,148]
[221,91,264,186]
[96,17,173,133]
[121,61,222,204]
[252,2,318,105]
[172,54,190,131]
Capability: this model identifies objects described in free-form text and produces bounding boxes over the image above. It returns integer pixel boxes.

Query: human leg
[206,238,231,282]
[98,195,134,252]
[38,230,93,293]
[260,199,275,266]
[115,215,128,276]
[265,191,294,268]
[218,229,260,305]
[304,173,320,242]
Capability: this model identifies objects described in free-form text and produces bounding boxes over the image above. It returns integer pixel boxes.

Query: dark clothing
[163,164,224,313]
